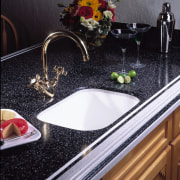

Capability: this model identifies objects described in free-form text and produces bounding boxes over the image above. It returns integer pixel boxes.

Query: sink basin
[37,89,140,131]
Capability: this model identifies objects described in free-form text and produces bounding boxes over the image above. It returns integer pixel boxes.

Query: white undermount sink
[37,89,140,131]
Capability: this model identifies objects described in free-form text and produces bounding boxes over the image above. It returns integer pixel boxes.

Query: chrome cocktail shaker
[157,2,175,53]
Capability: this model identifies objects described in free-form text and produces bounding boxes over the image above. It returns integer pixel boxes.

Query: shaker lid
[162,2,171,12]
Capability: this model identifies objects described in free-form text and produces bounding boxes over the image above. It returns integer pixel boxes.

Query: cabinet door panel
[171,135,180,180]
[139,145,171,180]
[173,105,180,138]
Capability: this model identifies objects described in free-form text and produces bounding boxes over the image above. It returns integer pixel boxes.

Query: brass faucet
[29,30,90,98]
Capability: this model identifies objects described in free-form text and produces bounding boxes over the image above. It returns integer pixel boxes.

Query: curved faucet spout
[29,30,90,98]
[42,30,90,82]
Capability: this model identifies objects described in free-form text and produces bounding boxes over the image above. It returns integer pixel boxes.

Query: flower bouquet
[58,0,120,49]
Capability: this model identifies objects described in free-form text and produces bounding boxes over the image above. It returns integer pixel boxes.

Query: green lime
[117,76,124,84]
[128,70,137,77]
[124,75,131,84]
[111,72,119,80]
[119,73,126,78]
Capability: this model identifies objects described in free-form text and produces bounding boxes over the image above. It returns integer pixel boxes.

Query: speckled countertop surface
[1,25,180,180]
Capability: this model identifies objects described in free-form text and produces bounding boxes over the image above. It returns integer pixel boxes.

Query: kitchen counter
[1,25,180,180]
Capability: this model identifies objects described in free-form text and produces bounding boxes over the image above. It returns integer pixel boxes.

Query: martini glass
[127,23,151,68]
[111,29,137,74]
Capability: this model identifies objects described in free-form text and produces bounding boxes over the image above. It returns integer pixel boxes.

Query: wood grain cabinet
[171,135,180,180]
[173,106,180,138]
[103,106,180,180]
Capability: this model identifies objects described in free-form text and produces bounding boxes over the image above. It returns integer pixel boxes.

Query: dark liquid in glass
[135,33,143,43]
[119,38,130,49]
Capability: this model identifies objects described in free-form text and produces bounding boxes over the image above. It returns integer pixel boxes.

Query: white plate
[1,109,41,150]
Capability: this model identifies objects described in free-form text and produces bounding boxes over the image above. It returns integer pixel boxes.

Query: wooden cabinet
[171,135,180,180]
[103,106,180,180]
[140,145,171,180]
[173,106,180,138]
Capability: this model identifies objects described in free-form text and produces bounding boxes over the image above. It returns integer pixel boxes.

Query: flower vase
[75,31,107,50]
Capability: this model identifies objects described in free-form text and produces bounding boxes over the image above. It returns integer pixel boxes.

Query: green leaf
[57,3,65,7]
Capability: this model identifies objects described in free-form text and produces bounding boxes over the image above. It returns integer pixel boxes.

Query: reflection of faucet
[29,30,90,98]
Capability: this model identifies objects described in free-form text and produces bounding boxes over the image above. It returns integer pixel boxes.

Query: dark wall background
[1,0,62,55]
[1,0,180,56]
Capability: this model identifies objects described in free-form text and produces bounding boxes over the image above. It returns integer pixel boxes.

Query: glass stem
[136,41,141,65]
[122,48,126,73]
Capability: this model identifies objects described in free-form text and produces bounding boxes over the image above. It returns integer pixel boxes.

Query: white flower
[80,16,85,23]
[81,18,99,31]
[103,10,113,20]
[108,0,116,9]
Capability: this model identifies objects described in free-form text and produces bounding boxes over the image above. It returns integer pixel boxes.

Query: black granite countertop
[1,25,180,180]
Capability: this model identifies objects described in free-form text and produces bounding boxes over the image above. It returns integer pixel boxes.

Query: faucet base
[29,66,67,98]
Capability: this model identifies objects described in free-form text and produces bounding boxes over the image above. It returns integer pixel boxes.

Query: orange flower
[92,10,103,21]
[78,0,101,11]
[64,6,72,13]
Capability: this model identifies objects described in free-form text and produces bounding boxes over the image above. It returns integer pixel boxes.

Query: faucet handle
[29,74,55,98]
[28,66,68,99]
[28,74,44,91]
[28,74,40,87]
[50,66,67,89]
[53,66,67,76]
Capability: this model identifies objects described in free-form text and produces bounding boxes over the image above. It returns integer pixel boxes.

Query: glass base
[116,70,128,75]
[130,62,146,69]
